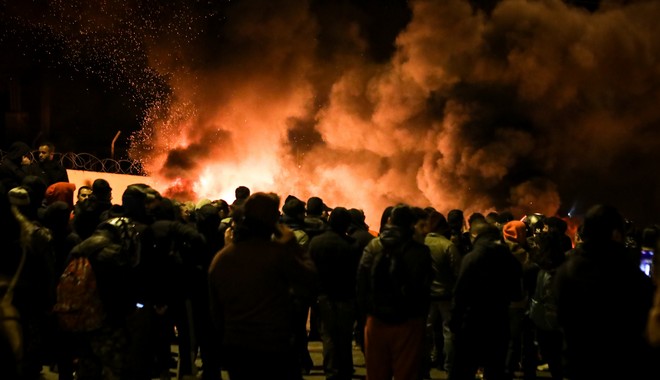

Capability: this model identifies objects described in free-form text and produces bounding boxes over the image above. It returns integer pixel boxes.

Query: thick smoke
[8,0,657,226]
[129,0,660,226]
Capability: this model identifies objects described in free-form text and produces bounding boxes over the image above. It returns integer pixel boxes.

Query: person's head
[282,196,306,221]
[502,220,528,246]
[235,186,250,200]
[412,206,429,239]
[484,212,498,225]
[196,203,221,233]
[212,199,230,219]
[471,219,501,243]
[306,196,331,218]
[427,210,449,236]
[230,186,251,214]
[77,185,92,203]
[328,207,352,235]
[45,182,76,211]
[348,208,368,231]
[7,141,32,165]
[121,184,154,223]
[150,197,177,221]
[447,209,465,235]
[92,179,112,202]
[379,206,394,233]
[545,216,568,234]
[38,142,56,162]
[389,204,418,239]
[236,192,281,240]
[581,204,625,244]
[470,212,487,226]
[469,218,491,241]
[536,231,566,270]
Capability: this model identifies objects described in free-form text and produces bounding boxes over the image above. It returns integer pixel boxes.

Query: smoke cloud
[7,0,659,227]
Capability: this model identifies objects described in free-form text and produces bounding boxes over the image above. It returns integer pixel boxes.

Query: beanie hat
[503,220,527,245]
[45,182,76,210]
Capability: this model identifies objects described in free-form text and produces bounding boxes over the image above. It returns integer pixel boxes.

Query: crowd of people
[1,140,660,380]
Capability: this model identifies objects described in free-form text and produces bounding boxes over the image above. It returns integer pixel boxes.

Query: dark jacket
[309,230,360,301]
[35,159,69,186]
[451,230,523,331]
[554,240,655,379]
[208,234,317,352]
[357,225,432,323]
[0,144,40,191]
[69,230,137,327]
[425,232,462,300]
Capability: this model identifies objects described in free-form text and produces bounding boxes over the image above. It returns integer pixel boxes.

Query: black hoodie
[357,225,432,323]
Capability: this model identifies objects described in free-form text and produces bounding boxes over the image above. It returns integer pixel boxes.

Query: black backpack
[53,217,142,330]
[370,240,409,324]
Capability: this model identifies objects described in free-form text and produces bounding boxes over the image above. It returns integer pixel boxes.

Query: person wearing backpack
[356,204,432,380]
[54,185,152,379]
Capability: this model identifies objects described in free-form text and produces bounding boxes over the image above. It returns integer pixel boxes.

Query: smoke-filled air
[6,0,660,226]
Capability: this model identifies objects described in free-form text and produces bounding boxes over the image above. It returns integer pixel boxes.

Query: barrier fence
[0,151,146,176]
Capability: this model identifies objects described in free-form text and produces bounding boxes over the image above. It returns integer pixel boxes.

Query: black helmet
[522,213,546,236]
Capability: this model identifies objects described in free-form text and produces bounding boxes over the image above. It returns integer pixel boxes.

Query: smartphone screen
[640,249,654,277]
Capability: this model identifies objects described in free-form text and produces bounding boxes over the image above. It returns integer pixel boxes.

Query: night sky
[1,0,658,228]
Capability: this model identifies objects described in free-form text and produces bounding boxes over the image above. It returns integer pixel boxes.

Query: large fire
[13,0,656,227]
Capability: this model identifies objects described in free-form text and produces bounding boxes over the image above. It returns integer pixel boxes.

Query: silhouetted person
[0,141,38,191]
[208,192,317,380]
[554,204,655,379]
[357,204,432,380]
[450,221,523,380]
[309,207,360,380]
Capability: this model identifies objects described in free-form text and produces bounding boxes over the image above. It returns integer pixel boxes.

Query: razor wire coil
[0,151,147,176]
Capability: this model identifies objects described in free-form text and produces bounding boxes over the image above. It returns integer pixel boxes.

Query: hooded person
[0,142,38,192]
[450,220,524,380]
[281,196,309,249]
[502,220,531,262]
[45,182,76,211]
[307,207,360,379]
[92,179,113,203]
[120,184,152,224]
[554,205,656,380]
[304,196,330,241]
[208,192,317,379]
[229,185,250,215]
[356,204,432,380]
[73,179,114,240]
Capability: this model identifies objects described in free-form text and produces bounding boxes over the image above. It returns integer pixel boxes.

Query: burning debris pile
[5,0,660,225]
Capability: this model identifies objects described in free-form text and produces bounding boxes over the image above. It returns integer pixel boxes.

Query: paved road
[40,341,553,379]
